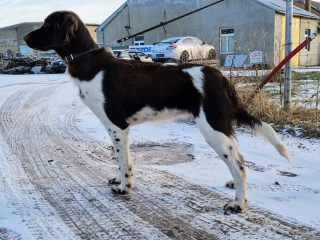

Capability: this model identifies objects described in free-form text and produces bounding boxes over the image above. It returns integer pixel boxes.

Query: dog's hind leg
[107,126,133,194]
[196,109,247,213]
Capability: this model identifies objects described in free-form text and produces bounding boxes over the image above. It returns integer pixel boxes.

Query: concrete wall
[1,23,99,55]
[0,23,42,55]
[0,28,17,54]
[199,0,276,66]
[97,1,200,45]
[98,5,133,45]
[99,0,276,66]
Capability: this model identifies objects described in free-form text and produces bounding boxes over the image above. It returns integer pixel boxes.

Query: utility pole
[284,0,293,112]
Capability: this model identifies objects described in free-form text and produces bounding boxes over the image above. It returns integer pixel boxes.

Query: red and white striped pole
[248,33,317,103]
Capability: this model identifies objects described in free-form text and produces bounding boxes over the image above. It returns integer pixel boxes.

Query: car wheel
[207,49,216,60]
[180,51,189,63]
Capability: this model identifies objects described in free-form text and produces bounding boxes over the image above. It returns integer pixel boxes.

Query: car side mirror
[134,56,141,60]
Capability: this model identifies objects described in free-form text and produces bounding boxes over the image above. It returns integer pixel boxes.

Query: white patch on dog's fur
[163,63,178,66]
[126,106,191,126]
[71,71,132,193]
[195,108,247,211]
[183,67,205,95]
[72,71,106,119]
[253,122,290,162]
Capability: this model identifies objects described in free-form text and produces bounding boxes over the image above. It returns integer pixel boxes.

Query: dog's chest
[73,71,106,120]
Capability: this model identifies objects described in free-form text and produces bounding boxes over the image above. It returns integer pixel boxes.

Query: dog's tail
[226,81,290,163]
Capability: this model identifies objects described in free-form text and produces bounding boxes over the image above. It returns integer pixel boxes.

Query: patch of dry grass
[239,90,320,138]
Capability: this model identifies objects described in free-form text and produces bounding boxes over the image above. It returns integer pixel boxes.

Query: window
[121,51,130,58]
[193,38,204,45]
[220,28,234,54]
[305,29,311,51]
[161,37,181,43]
[129,52,138,59]
[134,35,144,46]
[182,38,193,45]
[138,52,148,59]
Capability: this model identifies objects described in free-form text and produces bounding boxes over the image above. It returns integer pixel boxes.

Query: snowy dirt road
[0,75,319,240]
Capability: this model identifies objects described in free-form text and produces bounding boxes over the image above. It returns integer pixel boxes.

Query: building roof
[288,0,320,16]
[311,1,320,13]
[0,22,43,30]
[253,0,319,18]
[0,22,99,30]
[95,2,127,32]
[312,1,320,9]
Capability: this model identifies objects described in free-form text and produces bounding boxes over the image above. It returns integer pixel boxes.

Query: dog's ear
[63,13,79,44]
[52,12,79,47]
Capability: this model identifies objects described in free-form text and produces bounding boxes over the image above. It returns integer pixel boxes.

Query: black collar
[63,48,100,63]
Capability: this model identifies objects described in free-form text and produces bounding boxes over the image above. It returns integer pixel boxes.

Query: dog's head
[24,11,84,55]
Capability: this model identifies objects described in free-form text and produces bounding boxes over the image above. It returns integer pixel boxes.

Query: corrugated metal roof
[0,22,43,30]
[0,22,99,30]
[95,2,128,32]
[312,0,320,9]
[253,0,319,18]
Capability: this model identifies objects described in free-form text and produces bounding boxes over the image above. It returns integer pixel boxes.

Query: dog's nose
[23,34,29,42]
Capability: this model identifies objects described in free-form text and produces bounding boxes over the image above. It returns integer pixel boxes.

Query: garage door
[20,45,33,56]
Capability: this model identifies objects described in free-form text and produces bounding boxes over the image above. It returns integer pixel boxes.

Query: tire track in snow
[0,81,319,240]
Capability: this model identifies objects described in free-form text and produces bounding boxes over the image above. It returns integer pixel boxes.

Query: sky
[1,0,320,28]
[0,0,127,28]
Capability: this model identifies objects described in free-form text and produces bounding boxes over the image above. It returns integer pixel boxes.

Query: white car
[151,37,216,63]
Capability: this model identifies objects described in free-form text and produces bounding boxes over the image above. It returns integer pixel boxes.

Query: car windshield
[160,38,181,43]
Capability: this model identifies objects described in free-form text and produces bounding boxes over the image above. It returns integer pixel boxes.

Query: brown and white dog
[24,11,290,213]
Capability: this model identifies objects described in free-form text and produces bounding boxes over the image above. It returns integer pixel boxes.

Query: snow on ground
[0,75,76,240]
[0,73,319,238]
[78,109,320,230]
[75,82,320,231]
[222,70,271,77]
[222,67,320,77]
[292,67,320,73]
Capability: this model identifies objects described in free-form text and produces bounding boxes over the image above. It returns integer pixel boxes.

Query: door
[180,38,193,60]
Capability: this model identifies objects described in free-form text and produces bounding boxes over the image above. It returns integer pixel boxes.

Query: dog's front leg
[108,127,133,194]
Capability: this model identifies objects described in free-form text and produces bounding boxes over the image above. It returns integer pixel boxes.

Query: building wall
[299,17,320,66]
[1,23,98,56]
[98,5,132,45]
[86,25,98,42]
[0,23,42,55]
[275,14,300,67]
[275,14,319,66]
[199,0,276,66]
[99,0,276,66]
[0,28,17,53]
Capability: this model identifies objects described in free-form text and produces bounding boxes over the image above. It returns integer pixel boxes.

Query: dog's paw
[224,200,246,214]
[111,184,132,195]
[109,178,121,185]
[225,180,235,189]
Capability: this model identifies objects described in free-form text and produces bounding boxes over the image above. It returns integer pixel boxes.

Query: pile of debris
[0,50,60,75]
